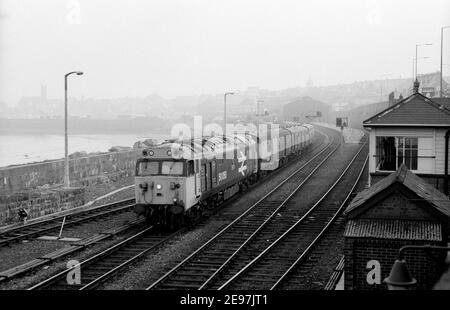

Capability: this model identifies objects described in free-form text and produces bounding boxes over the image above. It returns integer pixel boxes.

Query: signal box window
[138,161,159,176]
[397,137,418,171]
[375,136,418,171]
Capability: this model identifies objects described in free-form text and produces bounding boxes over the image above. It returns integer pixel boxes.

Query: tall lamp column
[64,71,84,188]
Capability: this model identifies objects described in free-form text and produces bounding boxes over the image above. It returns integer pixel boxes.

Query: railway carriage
[135,133,258,227]
[134,122,314,228]
[302,123,314,144]
[287,124,301,154]
[259,122,313,172]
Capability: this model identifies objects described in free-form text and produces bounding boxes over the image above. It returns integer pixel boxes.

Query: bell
[384,259,417,290]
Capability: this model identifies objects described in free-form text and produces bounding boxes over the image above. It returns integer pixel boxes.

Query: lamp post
[415,43,432,80]
[440,26,450,97]
[384,244,450,290]
[223,92,234,139]
[412,57,429,88]
[64,71,84,188]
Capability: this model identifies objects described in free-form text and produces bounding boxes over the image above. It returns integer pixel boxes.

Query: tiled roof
[363,93,450,126]
[345,219,442,241]
[432,97,450,110]
[344,164,450,218]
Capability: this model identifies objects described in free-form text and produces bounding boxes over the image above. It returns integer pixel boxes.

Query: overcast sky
[1,0,449,105]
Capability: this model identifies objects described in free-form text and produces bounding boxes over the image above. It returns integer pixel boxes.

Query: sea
[0,133,170,168]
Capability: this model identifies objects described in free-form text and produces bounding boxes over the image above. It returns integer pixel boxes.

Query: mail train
[134,123,314,228]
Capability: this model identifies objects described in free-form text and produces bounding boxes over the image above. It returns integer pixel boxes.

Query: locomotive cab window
[187,161,195,176]
[137,161,159,176]
[161,161,184,175]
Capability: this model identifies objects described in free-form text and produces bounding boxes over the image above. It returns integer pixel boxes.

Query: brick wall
[345,237,446,290]
[0,150,140,194]
[0,187,85,225]
[358,191,435,221]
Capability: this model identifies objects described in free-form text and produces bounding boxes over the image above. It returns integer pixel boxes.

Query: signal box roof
[344,219,442,241]
[363,93,450,127]
[344,164,450,220]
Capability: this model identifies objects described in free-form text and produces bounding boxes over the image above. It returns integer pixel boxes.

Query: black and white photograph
[0,0,450,300]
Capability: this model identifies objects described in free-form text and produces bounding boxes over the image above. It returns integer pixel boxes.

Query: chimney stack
[413,79,420,94]
[388,92,395,106]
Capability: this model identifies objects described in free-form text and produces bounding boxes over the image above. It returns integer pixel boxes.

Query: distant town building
[388,91,403,107]
[282,96,331,123]
[410,71,449,97]
[422,87,436,98]
[363,81,450,195]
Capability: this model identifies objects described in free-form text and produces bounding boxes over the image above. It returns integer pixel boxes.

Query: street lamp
[415,43,432,79]
[223,92,234,139]
[64,71,84,188]
[412,57,429,84]
[384,244,450,290]
[440,26,450,97]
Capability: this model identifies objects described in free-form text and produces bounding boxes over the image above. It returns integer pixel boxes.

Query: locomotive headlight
[173,198,178,204]
[149,150,154,156]
[156,184,162,190]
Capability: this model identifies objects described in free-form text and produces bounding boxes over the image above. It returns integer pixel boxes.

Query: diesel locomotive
[134,122,314,228]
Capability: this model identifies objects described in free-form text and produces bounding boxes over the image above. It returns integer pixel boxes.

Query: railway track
[25,128,335,290]
[324,255,345,290]
[28,226,182,290]
[218,142,368,290]
[0,198,136,247]
[0,218,146,283]
[1,132,328,249]
[145,130,345,290]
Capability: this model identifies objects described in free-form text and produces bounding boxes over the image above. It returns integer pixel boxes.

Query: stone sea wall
[0,150,141,225]
[0,187,85,225]
[0,150,140,194]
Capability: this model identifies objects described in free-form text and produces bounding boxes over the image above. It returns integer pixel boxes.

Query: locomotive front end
[134,145,197,226]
